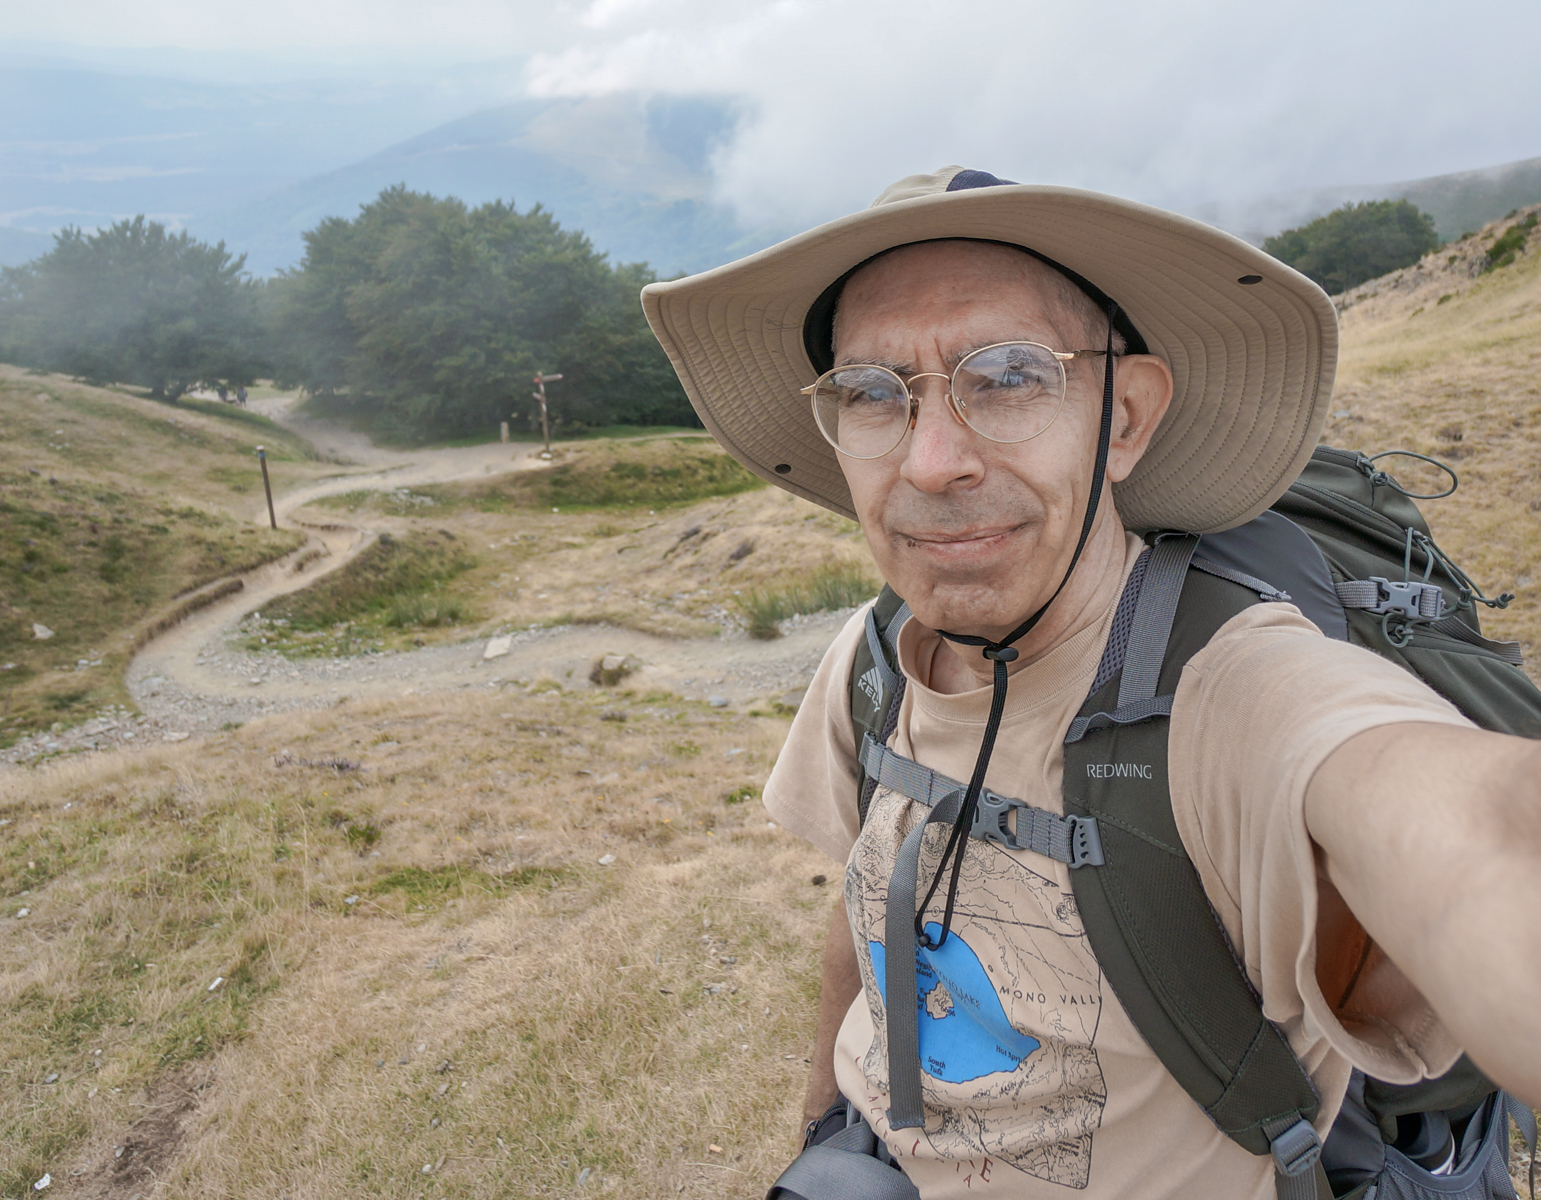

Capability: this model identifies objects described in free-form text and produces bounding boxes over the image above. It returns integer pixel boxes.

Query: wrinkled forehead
[832,241,1089,358]
[806,237,1146,371]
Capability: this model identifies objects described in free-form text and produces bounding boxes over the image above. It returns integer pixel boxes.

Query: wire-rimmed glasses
[802,341,1108,460]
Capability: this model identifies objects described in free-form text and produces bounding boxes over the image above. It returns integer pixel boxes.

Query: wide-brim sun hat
[641,166,1338,535]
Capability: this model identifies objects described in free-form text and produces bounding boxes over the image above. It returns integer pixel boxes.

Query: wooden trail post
[257,446,277,530]
[531,373,563,458]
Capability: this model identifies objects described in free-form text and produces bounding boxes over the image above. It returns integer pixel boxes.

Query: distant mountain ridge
[191,93,791,277]
[1,55,1536,276]
[1194,154,1541,246]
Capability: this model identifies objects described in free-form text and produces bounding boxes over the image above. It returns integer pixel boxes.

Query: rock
[16,908,29,917]
[811,874,827,887]
[708,696,729,708]
[483,635,512,661]
[162,732,190,743]
[31,624,54,640]
[344,895,359,905]
[589,653,640,687]
[43,1073,58,1084]
[597,854,617,866]
[577,1167,592,1186]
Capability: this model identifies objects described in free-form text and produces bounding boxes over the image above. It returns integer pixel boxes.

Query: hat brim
[641,184,1336,535]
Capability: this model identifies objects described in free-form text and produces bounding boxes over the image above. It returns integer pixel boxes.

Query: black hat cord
[917,304,1120,952]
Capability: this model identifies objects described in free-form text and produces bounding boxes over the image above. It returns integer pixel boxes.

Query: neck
[927,511,1130,695]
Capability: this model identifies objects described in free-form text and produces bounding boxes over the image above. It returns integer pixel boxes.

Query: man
[641,168,1541,1197]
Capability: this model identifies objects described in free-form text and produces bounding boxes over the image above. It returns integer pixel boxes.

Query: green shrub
[1482,213,1538,273]
[736,561,879,640]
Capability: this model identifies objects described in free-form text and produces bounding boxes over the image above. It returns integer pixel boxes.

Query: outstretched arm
[1306,721,1541,1105]
[804,896,863,1127]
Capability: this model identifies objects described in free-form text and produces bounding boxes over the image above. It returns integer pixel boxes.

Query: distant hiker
[217,384,229,404]
[236,384,248,407]
[642,168,1541,1199]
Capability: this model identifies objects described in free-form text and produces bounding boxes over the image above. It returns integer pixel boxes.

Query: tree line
[1263,199,1441,295]
[0,187,696,438]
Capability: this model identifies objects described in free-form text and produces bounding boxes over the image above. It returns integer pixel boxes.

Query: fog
[5,0,1540,232]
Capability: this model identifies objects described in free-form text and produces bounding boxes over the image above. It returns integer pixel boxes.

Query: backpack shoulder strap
[850,586,910,826]
[1062,534,1331,1198]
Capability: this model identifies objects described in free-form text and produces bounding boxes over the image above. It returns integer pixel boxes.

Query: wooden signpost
[531,373,563,458]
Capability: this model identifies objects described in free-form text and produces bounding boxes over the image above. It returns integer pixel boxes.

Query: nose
[897,374,985,494]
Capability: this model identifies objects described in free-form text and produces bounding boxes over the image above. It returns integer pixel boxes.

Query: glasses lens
[811,366,910,458]
[951,343,1065,443]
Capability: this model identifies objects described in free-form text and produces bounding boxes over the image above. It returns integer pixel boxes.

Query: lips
[898,524,1026,559]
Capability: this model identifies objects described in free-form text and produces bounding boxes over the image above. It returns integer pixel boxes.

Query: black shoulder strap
[1062,536,1331,1198]
[850,586,910,825]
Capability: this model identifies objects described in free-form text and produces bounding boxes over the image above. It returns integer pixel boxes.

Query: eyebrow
[833,338,1043,375]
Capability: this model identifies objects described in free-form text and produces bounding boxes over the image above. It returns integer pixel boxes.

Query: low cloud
[527,0,1541,229]
[6,0,1539,234]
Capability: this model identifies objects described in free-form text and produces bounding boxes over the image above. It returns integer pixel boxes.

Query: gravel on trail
[2,610,852,769]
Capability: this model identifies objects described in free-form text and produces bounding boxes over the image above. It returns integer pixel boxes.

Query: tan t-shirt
[764,534,1470,1199]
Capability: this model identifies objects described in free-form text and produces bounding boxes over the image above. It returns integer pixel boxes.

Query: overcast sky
[7,0,1540,229]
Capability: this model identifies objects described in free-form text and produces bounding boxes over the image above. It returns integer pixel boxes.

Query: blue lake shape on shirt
[870,922,1041,1084]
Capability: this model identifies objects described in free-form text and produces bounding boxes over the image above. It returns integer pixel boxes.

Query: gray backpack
[805,447,1539,1200]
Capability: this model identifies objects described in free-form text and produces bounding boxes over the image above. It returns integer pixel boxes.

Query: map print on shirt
[850,785,1108,1190]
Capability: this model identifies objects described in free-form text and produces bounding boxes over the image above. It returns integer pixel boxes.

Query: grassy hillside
[0,689,827,1198]
[0,369,317,740]
[1327,202,1541,669]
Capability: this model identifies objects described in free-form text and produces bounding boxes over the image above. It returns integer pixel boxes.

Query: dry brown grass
[290,474,874,643]
[1327,203,1541,672]
[0,686,830,1196]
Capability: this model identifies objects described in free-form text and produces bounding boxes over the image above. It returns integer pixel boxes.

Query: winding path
[111,398,839,743]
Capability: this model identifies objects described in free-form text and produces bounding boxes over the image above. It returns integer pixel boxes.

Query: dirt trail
[91,399,838,750]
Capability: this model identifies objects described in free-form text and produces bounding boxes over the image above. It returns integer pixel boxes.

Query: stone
[597,854,617,866]
[708,696,729,708]
[483,636,513,661]
[162,732,190,743]
[31,624,54,640]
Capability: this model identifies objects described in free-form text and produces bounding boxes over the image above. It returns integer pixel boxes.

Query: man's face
[832,241,1166,640]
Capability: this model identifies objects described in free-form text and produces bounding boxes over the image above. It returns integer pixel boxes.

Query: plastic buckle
[1367,576,1442,621]
[1067,816,1105,868]
[970,790,1024,849]
[1269,1118,1322,1178]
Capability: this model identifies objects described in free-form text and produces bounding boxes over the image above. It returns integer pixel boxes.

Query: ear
[1104,355,1173,484]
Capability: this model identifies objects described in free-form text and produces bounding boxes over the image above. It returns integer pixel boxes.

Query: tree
[268,187,695,440]
[0,217,265,399]
[1264,200,1441,295]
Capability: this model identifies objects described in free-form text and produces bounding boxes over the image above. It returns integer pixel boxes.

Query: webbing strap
[1430,615,1525,666]
[1336,578,1443,619]
[885,788,965,1129]
[1335,579,1525,664]
[1064,695,1175,744]
[1261,1115,1330,1200]
[765,1143,921,1200]
[1116,536,1200,708]
[862,602,912,696]
[1191,555,1291,602]
[860,734,1102,867]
